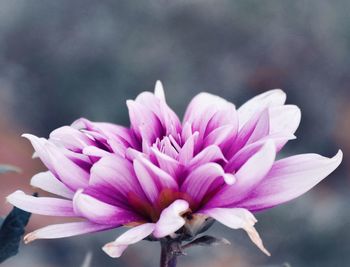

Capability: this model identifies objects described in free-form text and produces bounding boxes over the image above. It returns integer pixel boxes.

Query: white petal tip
[24,232,37,244]
[154,80,166,101]
[334,149,343,163]
[224,174,236,185]
[102,243,126,258]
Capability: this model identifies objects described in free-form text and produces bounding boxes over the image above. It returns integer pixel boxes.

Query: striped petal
[103,223,156,258]
[238,150,343,211]
[30,171,74,199]
[24,222,116,244]
[7,191,75,217]
[153,200,189,238]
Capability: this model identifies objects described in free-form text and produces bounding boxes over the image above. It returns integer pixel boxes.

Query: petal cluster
[7,81,342,257]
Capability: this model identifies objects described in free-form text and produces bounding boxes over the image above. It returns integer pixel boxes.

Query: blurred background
[0,0,349,266]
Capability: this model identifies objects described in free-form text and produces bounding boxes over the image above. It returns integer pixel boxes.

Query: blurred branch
[0,193,35,263]
[0,164,21,174]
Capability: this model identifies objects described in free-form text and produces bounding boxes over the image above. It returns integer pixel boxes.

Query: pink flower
[7,81,342,258]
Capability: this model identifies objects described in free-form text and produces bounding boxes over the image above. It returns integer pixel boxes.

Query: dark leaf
[0,194,35,263]
[0,165,21,174]
[182,235,230,250]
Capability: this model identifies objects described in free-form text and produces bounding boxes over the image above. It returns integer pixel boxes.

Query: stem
[160,239,181,267]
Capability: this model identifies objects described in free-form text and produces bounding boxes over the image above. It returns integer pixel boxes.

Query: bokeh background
[0,1,349,266]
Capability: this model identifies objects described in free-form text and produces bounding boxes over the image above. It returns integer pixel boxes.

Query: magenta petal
[134,157,178,201]
[181,163,235,205]
[89,155,145,201]
[49,126,94,151]
[103,223,156,258]
[238,89,286,128]
[245,109,270,145]
[153,200,189,238]
[238,150,343,211]
[151,148,181,178]
[127,100,163,145]
[30,171,74,199]
[7,191,75,217]
[229,109,269,158]
[203,125,237,148]
[189,145,226,169]
[225,133,294,172]
[207,140,276,208]
[24,221,116,244]
[183,93,236,142]
[179,132,198,164]
[73,190,141,225]
[22,134,89,191]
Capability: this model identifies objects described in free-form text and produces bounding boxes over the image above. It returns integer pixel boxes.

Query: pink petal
[7,191,75,217]
[127,100,163,144]
[134,85,181,139]
[181,163,235,205]
[238,89,286,128]
[30,171,74,199]
[179,132,199,164]
[245,109,270,145]
[22,134,89,191]
[134,157,178,204]
[49,126,94,151]
[89,155,145,201]
[238,150,343,211]
[228,108,269,158]
[207,141,276,208]
[133,159,160,204]
[225,133,295,172]
[203,125,237,148]
[151,148,181,178]
[73,190,141,225]
[200,208,270,256]
[188,145,226,169]
[103,223,156,258]
[24,221,116,244]
[183,93,236,142]
[153,200,189,238]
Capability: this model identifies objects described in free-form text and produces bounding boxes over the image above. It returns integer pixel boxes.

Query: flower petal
[134,157,178,204]
[207,140,276,208]
[89,155,145,201]
[268,105,301,135]
[181,163,235,206]
[151,147,181,178]
[103,223,156,258]
[228,108,270,158]
[30,171,74,199]
[49,126,94,151]
[7,190,75,217]
[22,134,89,191]
[73,190,141,225]
[179,132,199,164]
[189,145,226,169]
[200,208,270,256]
[238,89,286,128]
[153,200,189,238]
[238,150,343,211]
[24,222,116,244]
[127,100,163,145]
[183,93,236,142]
[225,133,295,172]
